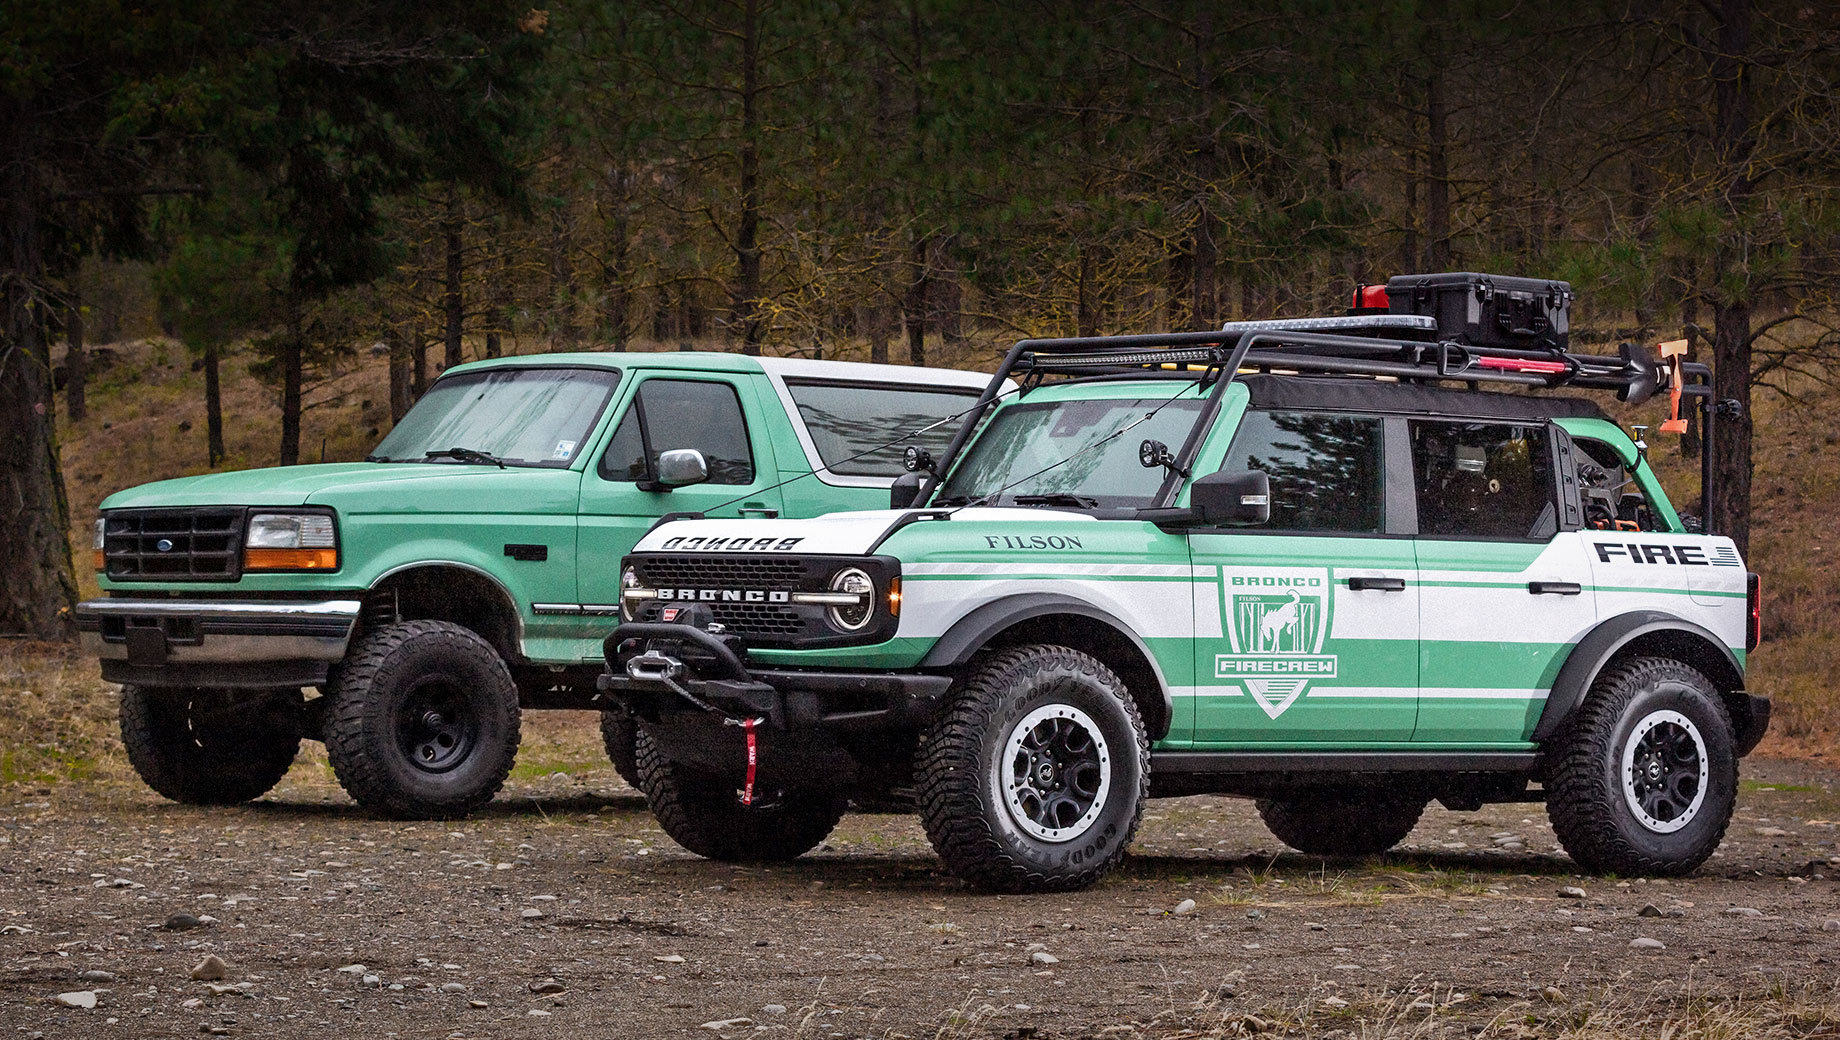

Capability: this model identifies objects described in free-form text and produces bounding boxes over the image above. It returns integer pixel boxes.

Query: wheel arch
[917,594,1173,740]
[1534,610,1747,744]
[364,562,525,664]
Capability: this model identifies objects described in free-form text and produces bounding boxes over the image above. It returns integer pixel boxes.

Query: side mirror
[648,448,709,490]
[890,471,925,509]
[1190,469,1270,527]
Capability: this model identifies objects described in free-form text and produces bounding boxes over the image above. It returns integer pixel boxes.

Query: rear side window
[599,379,756,485]
[1222,410,1384,533]
[785,380,978,477]
[1411,420,1556,539]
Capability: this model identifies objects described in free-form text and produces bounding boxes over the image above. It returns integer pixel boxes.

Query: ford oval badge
[156,539,174,553]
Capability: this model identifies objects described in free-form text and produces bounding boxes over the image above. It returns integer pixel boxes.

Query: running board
[1153,751,1540,774]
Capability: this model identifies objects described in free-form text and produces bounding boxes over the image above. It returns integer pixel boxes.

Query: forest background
[3,1,1838,750]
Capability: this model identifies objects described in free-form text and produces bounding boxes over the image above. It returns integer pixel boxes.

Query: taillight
[1746,572,1761,651]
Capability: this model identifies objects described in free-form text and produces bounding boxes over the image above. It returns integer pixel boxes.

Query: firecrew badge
[1215,568,1338,719]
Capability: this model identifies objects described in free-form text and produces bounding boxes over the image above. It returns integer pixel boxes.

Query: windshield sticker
[553,440,577,460]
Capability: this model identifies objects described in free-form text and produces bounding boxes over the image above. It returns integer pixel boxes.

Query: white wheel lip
[998,703,1112,844]
[1621,709,1710,834]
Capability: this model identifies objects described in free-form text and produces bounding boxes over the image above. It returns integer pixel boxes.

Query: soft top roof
[1241,374,1610,423]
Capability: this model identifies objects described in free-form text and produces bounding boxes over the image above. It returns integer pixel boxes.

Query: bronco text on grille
[628,555,816,642]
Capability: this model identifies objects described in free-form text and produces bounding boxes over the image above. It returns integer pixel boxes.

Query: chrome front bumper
[76,598,361,686]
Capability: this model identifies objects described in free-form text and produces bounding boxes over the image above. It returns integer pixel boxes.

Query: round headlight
[620,566,640,620]
[827,567,875,631]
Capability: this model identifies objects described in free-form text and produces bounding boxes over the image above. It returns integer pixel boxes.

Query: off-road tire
[634,728,845,861]
[1256,792,1427,856]
[324,620,520,819]
[916,645,1148,893]
[1546,656,1736,876]
[119,685,302,805]
[598,711,640,788]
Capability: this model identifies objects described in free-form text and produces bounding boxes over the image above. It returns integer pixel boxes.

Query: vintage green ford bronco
[601,284,1767,892]
[76,352,994,817]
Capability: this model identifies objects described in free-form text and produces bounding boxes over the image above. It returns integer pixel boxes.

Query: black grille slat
[633,554,820,643]
[104,508,245,581]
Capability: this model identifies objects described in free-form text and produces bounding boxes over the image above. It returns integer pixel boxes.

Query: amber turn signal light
[886,577,902,617]
[244,548,340,571]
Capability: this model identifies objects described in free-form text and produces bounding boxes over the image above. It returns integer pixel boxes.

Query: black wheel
[916,645,1148,893]
[118,685,302,805]
[634,728,845,862]
[324,620,520,819]
[1547,656,1736,876]
[599,711,640,788]
[1256,791,1427,856]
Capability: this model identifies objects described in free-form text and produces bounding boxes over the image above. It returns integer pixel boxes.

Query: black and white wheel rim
[1000,704,1111,843]
[1621,709,1709,834]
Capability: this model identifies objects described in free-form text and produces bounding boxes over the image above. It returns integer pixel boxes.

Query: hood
[634,507,1097,557]
[99,462,577,511]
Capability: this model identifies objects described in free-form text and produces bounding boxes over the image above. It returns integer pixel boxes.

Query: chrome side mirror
[651,448,709,489]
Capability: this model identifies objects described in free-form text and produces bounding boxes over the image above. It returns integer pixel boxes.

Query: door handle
[738,505,779,518]
[1346,576,1406,592]
[1528,581,1583,596]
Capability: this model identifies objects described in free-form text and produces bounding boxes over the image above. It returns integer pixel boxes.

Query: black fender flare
[1532,610,1745,742]
[917,593,1175,740]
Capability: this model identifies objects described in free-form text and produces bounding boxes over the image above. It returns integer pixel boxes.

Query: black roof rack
[922,310,1729,532]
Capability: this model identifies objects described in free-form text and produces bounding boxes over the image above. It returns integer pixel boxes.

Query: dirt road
[3,712,1837,1039]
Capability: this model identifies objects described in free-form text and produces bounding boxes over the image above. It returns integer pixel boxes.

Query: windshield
[785,380,980,477]
[371,366,621,468]
[932,394,1208,508]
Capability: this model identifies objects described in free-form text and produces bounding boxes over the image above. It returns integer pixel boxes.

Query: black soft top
[1240,374,1611,423]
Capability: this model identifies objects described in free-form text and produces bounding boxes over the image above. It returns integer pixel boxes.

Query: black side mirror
[890,471,925,509]
[1190,469,1270,527]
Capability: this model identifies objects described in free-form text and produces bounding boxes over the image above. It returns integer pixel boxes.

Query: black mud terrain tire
[916,645,1148,893]
[1546,656,1736,876]
[634,728,845,861]
[324,620,520,819]
[119,685,302,805]
[599,711,640,788]
[1256,792,1427,856]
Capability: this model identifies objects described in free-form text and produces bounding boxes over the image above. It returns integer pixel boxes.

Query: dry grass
[0,641,127,788]
[1122,977,1840,1039]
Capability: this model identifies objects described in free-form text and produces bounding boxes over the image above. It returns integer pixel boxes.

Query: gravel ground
[2,712,1837,1039]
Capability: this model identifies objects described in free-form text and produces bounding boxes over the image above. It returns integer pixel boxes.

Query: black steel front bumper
[596,622,952,733]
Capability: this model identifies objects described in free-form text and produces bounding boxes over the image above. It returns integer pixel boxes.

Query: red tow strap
[741,717,758,807]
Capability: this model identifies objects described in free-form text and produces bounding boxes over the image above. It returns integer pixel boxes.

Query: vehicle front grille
[103,508,245,581]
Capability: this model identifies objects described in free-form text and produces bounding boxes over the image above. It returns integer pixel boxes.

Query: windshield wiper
[424,447,507,469]
[1014,493,1099,508]
[365,454,392,463]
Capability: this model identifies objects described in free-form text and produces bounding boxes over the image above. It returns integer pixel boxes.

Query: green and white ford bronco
[601,281,1768,892]
[76,352,994,817]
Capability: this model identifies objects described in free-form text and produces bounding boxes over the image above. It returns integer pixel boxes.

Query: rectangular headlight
[244,513,338,571]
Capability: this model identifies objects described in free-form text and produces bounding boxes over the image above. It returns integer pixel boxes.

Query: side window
[597,379,757,485]
[784,380,978,477]
[1411,420,1556,539]
[1222,410,1384,533]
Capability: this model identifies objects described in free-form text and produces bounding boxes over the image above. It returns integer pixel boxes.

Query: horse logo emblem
[1216,568,1338,719]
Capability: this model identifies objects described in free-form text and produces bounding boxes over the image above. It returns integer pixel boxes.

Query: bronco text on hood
[600,274,1766,893]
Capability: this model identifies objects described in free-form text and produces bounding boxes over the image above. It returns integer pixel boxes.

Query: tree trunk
[65,290,86,422]
[1705,0,1756,555]
[604,169,631,351]
[0,144,78,639]
[204,339,225,466]
[1189,10,1218,330]
[279,294,304,466]
[387,317,413,422]
[903,235,928,366]
[1424,65,1452,269]
[549,206,579,348]
[443,191,464,370]
[731,0,764,356]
